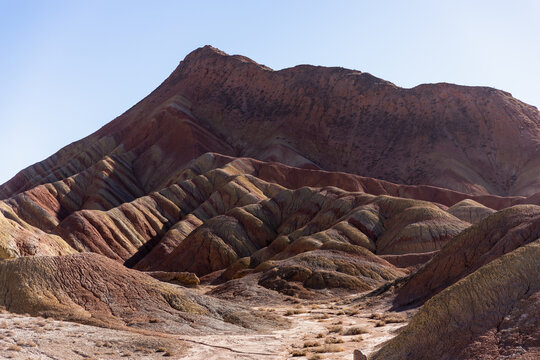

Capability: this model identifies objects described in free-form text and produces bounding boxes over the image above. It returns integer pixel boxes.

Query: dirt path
[0,295,410,359]
[180,296,411,359]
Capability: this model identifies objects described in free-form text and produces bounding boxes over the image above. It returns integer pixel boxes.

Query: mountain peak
[187,45,229,59]
[179,45,273,74]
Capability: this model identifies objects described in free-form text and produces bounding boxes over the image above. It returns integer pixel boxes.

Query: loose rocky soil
[0,290,411,359]
[0,311,189,359]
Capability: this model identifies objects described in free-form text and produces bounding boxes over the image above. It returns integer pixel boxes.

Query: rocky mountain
[2,46,540,202]
[0,46,539,359]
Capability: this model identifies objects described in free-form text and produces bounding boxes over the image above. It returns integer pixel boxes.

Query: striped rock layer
[0,46,539,356]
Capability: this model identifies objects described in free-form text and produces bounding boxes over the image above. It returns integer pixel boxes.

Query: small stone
[354,349,368,360]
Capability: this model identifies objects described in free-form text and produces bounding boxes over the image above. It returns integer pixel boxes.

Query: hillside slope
[0,46,539,358]
[2,46,540,200]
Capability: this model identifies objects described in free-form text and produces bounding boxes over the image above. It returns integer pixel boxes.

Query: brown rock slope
[371,238,540,360]
[0,153,525,264]
[2,46,540,200]
[3,151,538,302]
[46,157,471,286]
[395,205,540,307]
[256,243,405,298]
[368,205,540,359]
[0,203,74,258]
[447,198,496,223]
[0,252,280,334]
[0,153,485,299]
[0,45,539,355]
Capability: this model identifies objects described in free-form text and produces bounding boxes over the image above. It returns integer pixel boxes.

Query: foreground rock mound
[371,239,540,360]
[0,253,279,333]
[395,205,540,307]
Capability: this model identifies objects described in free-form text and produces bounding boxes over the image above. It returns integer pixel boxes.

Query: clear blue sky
[1,0,539,184]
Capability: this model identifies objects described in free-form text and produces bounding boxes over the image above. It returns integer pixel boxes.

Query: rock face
[257,244,405,298]
[370,205,540,359]
[0,252,278,333]
[371,239,540,360]
[0,153,476,263]
[395,205,540,307]
[2,46,540,201]
[0,202,75,259]
[145,271,200,287]
[169,47,540,197]
[0,46,539,357]
[447,198,496,223]
[0,153,523,268]
[47,156,471,283]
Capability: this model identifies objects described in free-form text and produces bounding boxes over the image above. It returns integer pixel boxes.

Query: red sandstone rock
[0,253,280,333]
[394,205,540,307]
[2,46,540,202]
[0,46,539,358]
[372,238,540,360]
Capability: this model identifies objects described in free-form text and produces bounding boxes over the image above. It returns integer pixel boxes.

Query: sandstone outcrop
[139,181,469,279]
[0,253,279,333]
[0,152,477,271]
[0,204,75,259]
[447,198,496,223]
[257,245,405,298]
[395,205,540,307]
[0,46,539,357]
[371,239,540,360]
[145,271,200,287]
[4,152,532,270]
[2,46,540,202]
[0,151,531,300]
